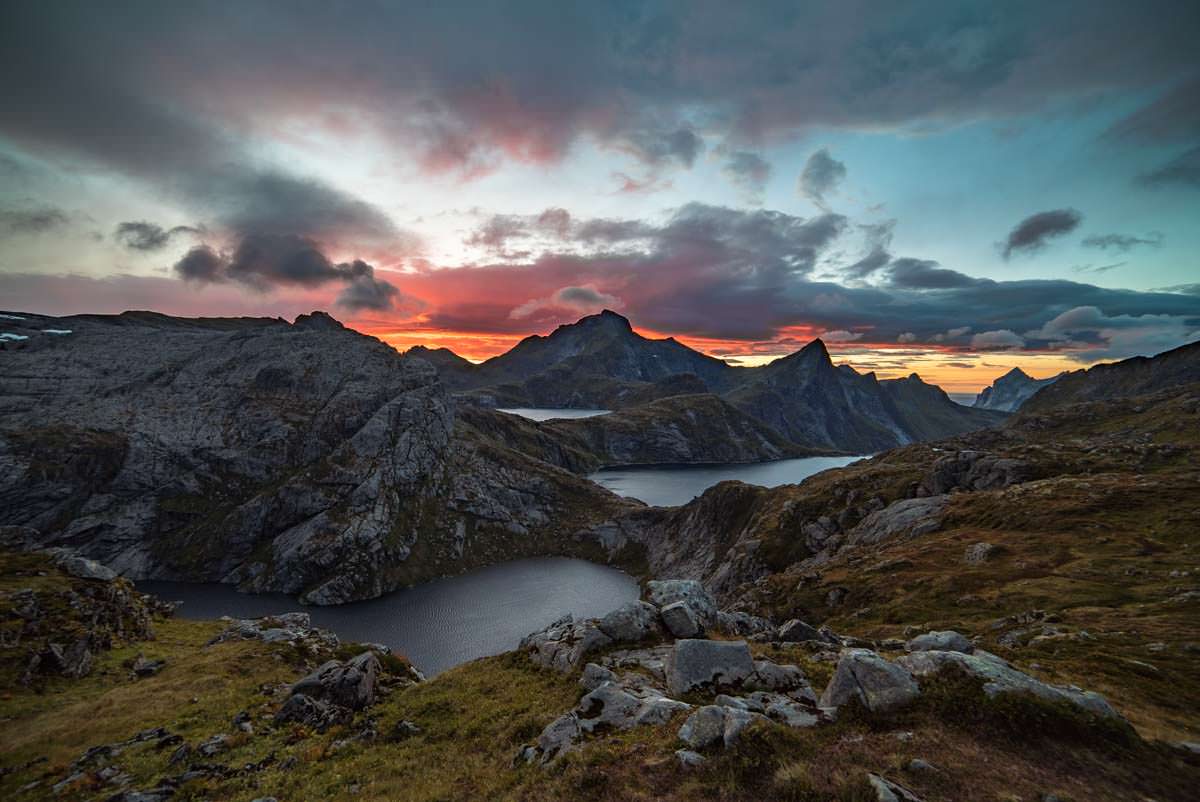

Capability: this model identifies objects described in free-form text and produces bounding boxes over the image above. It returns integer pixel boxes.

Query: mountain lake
[589,455,867,507]
[496,407,612,421]
[139,556,637,676]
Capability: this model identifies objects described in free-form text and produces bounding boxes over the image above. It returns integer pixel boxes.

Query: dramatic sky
[2,1,1198,392]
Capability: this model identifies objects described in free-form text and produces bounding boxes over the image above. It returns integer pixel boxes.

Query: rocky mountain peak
[294,310,346,331]
[574,309,634,333]
[1001,366,1031,381]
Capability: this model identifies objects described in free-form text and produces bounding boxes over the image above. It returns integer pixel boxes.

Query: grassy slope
[749,386,1200,744]
[3,552,1198,801]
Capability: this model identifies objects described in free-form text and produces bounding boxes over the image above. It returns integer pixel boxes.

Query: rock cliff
[0,311,633,603]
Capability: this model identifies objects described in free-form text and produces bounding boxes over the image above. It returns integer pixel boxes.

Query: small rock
[905,630,973,655]
[678,705,726,749]
[722,707,765,747]
[867,772,925,801]
[387,720,422,741]
[197,733,229,757]
[675,748,706,768]
[579,662,617,691]
[964,542,1001,565]
[777,619,828,643]
[660,601,702,638]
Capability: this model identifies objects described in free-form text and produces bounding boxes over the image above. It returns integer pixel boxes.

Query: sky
[1,1,1198,392]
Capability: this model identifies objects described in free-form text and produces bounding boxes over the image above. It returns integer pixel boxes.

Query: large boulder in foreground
[667,639,755,696]
[819,649,920,713]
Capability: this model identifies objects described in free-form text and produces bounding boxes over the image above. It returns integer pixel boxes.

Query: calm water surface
[497,407,611,421]
[139,557,637,676]
[590,455,865,507]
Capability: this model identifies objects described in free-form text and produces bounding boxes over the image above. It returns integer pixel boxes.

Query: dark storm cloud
[114,221,202,251]
[171,234,415,312]
[1137,146,1200,189]
[721,151,771,202]
[0,5,412,253]
[0,204,69,234]
[336,273,404,312]
[886,258,988,289]
[173,245,225,283]
[1080,232,1163,252]
[1001,209,1083,258]
[799,149,847,206]
[1,2,1198,193]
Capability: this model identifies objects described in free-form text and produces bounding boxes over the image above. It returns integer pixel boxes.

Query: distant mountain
[973,367,1061,412]
[1020,339,1200,413]
[436,310,1007,452]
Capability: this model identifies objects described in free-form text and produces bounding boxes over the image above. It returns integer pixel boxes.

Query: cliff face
[0,311,632,604]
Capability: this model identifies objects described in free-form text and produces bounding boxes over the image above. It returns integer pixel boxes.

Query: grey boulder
[645,580,718,629]
[905,630,974,654]
[660,601,702,638]
[819,649,920,714]
[291,651,380,710]
[897,649,1123,720]
[597,601,661,644]
[678,705,726,749]
[667,639,755,696]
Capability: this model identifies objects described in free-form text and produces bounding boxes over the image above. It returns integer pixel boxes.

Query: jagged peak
[293,310,345,331]
[1000,366,1031,381]
[801,337,829,355]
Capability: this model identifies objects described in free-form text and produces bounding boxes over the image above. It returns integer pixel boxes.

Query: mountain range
[415,309,1007,453]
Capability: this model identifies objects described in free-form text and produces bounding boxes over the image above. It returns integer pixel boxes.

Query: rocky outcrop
[520,614,613,673]
[517,587,828,764]
[1,549,163,685]
[276,651,383,731]
[0,310,634,604]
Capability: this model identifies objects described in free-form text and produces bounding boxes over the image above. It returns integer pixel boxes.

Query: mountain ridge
[427,309,1006,452]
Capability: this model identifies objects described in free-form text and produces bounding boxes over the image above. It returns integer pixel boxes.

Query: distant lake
[589,455,866,507]
[497,407,612,421]
[139,557,637,676]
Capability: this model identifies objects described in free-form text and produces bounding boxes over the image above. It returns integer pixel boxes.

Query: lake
[589,455,866,507]
[138,557,637,676]
[496,407,611,421]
